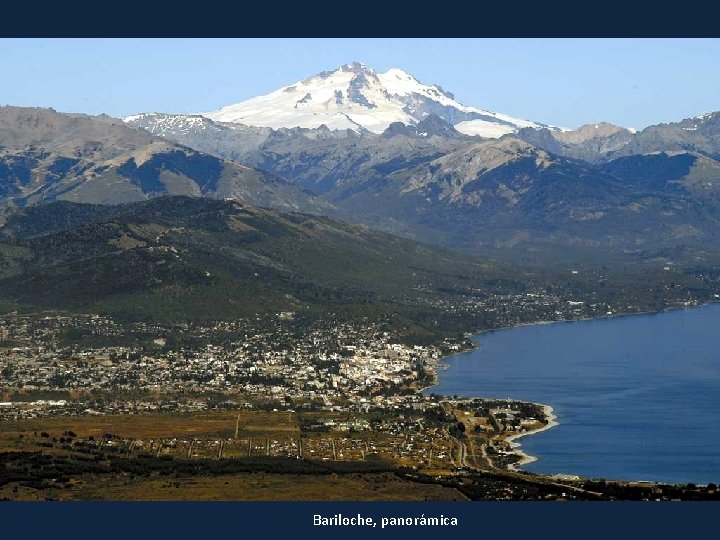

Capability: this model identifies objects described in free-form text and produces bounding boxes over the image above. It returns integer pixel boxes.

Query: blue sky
[1,38,718,129]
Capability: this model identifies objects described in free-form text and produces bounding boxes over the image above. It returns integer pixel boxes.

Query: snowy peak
[203,62,558,138]
[336,61,372,74]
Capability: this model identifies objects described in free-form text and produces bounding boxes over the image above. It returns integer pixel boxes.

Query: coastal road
[449,429,603,499]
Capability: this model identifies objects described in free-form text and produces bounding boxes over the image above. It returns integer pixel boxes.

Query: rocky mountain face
[343,139,720,266]
[0,106,330,214]
[516,123,637,163]
[125,112,367,168]
[516,113,720,163]
[125,107,720,267]
[126,112,467,197]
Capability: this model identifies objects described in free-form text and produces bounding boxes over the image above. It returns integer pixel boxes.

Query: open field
[3,410,717,500]
[0,410,467,500]
[0,410,460,465]
[0,410,298,443]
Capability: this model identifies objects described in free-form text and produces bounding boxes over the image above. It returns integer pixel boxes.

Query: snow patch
[454,120,517,138]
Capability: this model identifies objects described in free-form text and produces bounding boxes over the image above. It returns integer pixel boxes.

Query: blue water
[429,303,720,485]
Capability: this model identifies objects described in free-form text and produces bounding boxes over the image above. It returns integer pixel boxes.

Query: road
[447,428,604,499]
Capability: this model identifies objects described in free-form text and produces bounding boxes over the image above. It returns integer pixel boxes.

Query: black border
[2,4,719,538]
[3,1,719,38]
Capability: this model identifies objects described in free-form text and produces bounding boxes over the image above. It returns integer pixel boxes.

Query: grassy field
[0,410,468,501]
[0,410,297,445]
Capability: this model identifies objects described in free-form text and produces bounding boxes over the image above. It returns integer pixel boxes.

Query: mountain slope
[327,137,720,265]
[125,112,468,198]
[0,106,329,214]
[516,112,720,163]
[1,197,717,345]
[197,62,558,138]
[516,123,637,164]
[0,196,544,339]
[126,108,720,266]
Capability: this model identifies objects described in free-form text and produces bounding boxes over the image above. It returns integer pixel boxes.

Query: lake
[428,303,720,485]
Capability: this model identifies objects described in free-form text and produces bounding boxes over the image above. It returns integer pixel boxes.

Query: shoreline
[504,404,559,471]
[471,299,718,339]
[419,300,717,475]
[421,300,718,396]
[419,354,560,472]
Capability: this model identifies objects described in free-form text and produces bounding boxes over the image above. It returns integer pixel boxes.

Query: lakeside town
[0,278,711,420]
[0,296,580,476]
[0,279,718,501]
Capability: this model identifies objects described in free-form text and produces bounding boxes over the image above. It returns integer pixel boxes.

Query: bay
[428,303,720,485]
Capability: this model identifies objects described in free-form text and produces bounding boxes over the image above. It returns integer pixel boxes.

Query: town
[1,273,710,420]
[0,281,716,501]
[0,300,564,487]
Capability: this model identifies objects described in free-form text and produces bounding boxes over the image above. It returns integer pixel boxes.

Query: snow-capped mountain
[200,62,560,138]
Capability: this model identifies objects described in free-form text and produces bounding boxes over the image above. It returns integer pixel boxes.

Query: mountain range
[0,106,328,214]
[123,62,720,267]
[3,62,720,270]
